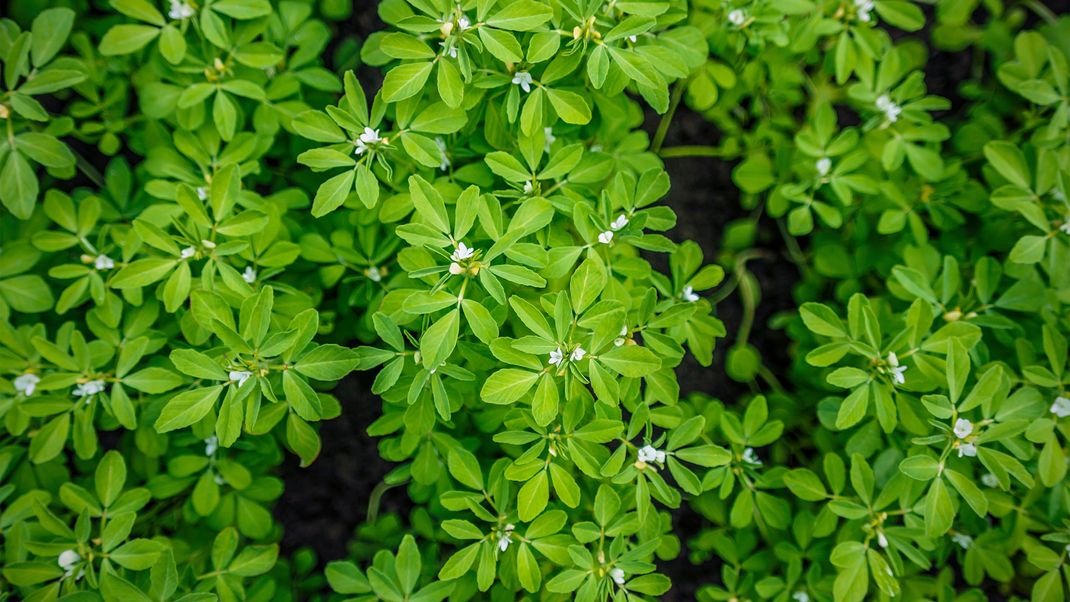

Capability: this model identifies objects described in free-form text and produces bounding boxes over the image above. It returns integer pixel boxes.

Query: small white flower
[953,418,973,439]
[14,373,40,397]
[94,254,115,270]
[951,533,973,549]
[877,531,888,548]
[681,285,700,303]
[242,266,256,284]
[1050,396,1070,418]
[523,180,534,194]
[58,549,81,578]
[366,266,382,282]
[638,445,665,464]
[981,473,999,488]
[957,442,977,458]
[449,262,464,275]
[855,0,875,22]
[792,592,810,602]
[168,0,195,20]
[440,20,454,36]
[1060,220,1070,235]
[457,14,471,30]
[816,157,832,176]
[614,325,629,347]
[610,214,629,231]
[451,242,475,261]
[204,436,219,457]
[887,352,907,385]
[353,127,382,155]
[627,34,637,43]
[544,127,556,152]
[229,370,252,387]
[196,186,208,201]
[549,348,564,366]
[598,230,614,244]
[74,379,106,398]
[610,568,626,585]
[359,127,381,144]
[435,137,451,171]
[497,524,514,552]
[570,346,586,362]
[511,71,533,93]
[180,246,196,259]
[214,473,226,485]
[728,9,746,26]
[742,447,762,465]
[875,94,902,123]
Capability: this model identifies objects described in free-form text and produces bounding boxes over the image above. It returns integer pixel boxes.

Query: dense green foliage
[1,0,1069,601]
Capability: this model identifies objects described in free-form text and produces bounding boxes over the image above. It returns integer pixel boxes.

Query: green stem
[1022,0,1058,24]
[658,145,725,158]
[366,480,402,523]
[651,82,685,153]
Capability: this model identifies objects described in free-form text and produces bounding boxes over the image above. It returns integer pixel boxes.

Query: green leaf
[295,344,359,380]
[899,455,940,480]
[326,561,372,594]
[30,413,69,463]
[170,349,228,381]
[154,386,222,432]
[447,448,484,490]
[944,468,988,517]
[95,451,127,507]
[783,468,827,501]
[875,1,925,30]
[545,89,591,124]
[227,545,278,576]
[599,345,660,377]
[983,141,1031,189]
[569,257,606,313]
[835,385,869,430]
[486,1,553,31]
[799,303,846,337]
[923,478,954,538]
[100,24,160,55]
[110,539,164,570]
[311,169,355,217]
[17,133,73,169]
[0,151,38,219]
[382,62,434,102]
[481,369,539,404]
[517,470,549,521]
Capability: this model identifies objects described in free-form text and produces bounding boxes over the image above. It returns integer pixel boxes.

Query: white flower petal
[953,418,973,439]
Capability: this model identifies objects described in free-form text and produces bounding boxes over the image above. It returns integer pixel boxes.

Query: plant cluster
[0,0,1068,601]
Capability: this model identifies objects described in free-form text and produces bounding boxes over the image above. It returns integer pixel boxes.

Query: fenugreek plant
[2,0,1068,601]
[666,1,1070,601]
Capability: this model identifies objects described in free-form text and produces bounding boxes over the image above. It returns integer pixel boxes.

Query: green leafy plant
[3,1,1070,601]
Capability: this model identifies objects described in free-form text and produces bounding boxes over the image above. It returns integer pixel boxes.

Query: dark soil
[275,371,412,561]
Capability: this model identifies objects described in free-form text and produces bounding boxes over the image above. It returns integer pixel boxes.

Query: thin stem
[1022,0,1058,24]
[658,145,726,159]
[651,82,685,153]
[72,149,105,188]
[366,480,402,523]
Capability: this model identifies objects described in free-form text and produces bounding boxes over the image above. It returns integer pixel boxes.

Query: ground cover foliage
[0,0,1069,601]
